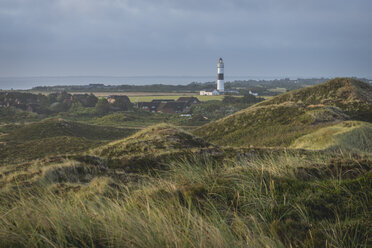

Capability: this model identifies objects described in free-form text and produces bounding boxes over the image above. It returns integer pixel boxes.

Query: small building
[26,103,46,113]
[151,99,175,104]
[157,101,188,114]
[136,98,199,113]
[26,104,35,113]
[138,102,160,112]
[176,97,201,106]
[249,90,259,96]
[107,95,131,104]
[200,89,219,96]
[73,94,87,104]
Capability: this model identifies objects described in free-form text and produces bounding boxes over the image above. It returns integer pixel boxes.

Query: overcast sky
[0,0,371,78]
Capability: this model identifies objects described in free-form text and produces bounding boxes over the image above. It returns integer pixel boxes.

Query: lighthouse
[217,58,224,92]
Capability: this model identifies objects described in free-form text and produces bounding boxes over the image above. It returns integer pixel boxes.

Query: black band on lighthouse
[218,74,224,80]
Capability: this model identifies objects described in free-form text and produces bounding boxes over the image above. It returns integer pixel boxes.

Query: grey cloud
[0,0,371,78]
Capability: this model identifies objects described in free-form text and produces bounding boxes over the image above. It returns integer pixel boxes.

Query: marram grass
[0,153,371,248]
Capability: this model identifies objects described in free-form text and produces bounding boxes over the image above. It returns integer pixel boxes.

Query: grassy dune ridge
[92,123,217,172]
[96,123,212,159]
[0,152,371,247]
[194,78,372,147]
[257,78,372,121]
[194,102,340,147]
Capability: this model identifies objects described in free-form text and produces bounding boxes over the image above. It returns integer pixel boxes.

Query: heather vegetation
[0,78,371,248]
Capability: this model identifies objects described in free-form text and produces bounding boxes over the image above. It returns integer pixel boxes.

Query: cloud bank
[0,0,371,78]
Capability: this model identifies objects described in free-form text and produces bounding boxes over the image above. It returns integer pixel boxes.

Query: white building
[200,89,220,95]
[249,90,258,96]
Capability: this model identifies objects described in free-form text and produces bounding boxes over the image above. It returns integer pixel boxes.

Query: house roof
[176,97,200,106]
[157,101,187,113]
[151,99,175,103]
[138,102,159,108]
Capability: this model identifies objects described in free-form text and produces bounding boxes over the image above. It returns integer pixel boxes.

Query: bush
[95,98,110,115]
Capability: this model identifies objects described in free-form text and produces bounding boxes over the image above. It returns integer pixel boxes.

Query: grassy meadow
[47,92,227,102]
[128,94,226,102]
[30,91,228,102]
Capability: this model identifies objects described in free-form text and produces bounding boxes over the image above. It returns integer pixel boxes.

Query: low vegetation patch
[2,118,135,142]
[0,118,136,165]
[0,136,101,165]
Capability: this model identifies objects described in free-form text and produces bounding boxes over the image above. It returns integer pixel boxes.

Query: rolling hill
[258,77,372,121]
[2,118,136,142]
[94,124,215,170]
[290,121,372,153]
[194,78,372,147]
[0,118,136,164]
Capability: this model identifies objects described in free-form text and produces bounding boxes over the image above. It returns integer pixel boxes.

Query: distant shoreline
[0,75,317,90]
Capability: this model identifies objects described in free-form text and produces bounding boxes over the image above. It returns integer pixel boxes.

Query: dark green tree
[95,98,110,115]
[86,94,98,107]
[112,98,132,111]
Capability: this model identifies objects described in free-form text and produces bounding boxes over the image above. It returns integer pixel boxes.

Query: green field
[31,91,229,102]
[128,95,227,102]
[268,87,287,93]
[29,91,241,102]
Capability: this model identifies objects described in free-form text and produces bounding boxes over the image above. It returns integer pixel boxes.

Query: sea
[0,76,281,90]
